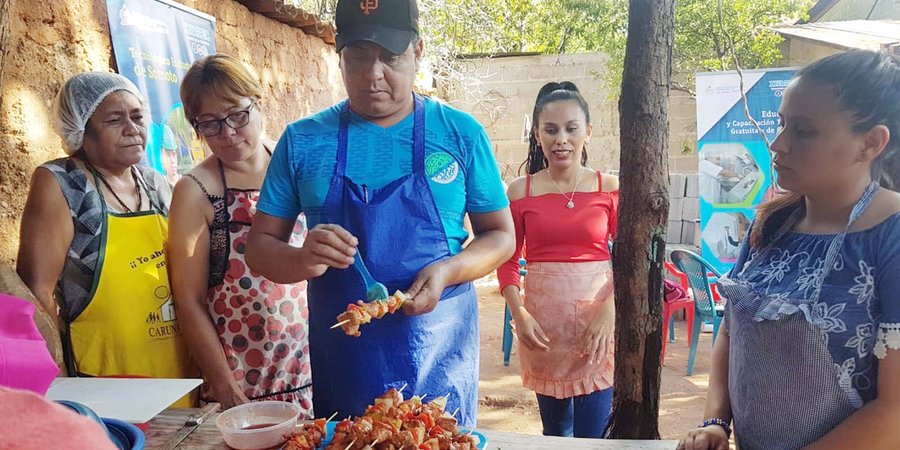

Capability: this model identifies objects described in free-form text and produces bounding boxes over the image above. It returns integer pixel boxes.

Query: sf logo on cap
[360,0,378,15]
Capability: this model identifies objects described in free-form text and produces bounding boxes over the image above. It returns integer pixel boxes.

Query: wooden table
[146,408,678,450]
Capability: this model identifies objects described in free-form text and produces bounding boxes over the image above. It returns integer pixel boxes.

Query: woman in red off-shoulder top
[496,81,619,439]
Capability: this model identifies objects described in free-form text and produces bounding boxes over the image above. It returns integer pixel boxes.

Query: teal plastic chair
[670,249,724,376]
[501,258,527,366]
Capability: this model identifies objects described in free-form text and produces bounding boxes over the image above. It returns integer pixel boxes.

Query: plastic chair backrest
[670,250,722,317]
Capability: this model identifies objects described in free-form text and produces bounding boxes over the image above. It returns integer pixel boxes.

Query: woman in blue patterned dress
[680,50,900,450]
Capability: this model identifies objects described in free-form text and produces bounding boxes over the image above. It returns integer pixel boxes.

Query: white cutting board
[45,378,202,423]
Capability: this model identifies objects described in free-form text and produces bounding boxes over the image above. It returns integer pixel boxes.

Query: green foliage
[420,0,629,55]
[280,0,812,94]
[673,0,814,77]
[424,0,812,93]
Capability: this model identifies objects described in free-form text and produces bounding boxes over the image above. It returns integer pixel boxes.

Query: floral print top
[728,212,900,406]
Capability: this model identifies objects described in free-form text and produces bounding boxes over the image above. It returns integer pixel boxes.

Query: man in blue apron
[247,0,514,427]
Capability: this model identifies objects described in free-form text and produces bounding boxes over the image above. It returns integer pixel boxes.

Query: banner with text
[695,68,795,273]
[107,0,215,184]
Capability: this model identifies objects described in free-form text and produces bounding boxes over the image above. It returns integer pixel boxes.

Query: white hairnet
[51,72,144,155]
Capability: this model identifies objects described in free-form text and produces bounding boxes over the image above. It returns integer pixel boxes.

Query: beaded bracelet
[699,418,732,437]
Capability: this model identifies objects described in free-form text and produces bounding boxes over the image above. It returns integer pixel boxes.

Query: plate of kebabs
[282,388,486,450]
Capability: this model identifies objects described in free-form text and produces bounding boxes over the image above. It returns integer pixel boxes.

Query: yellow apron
[67,208,195,407]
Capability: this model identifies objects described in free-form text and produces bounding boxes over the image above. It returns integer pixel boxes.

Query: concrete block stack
[667,172,701,246]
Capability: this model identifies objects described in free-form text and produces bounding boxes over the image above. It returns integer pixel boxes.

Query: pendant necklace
[85,161,143,213]
[547,166,583,209]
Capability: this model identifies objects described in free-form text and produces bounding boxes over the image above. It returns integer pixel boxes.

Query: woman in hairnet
[16,72,195,397]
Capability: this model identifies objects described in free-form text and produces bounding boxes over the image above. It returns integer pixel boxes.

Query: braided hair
[519,81,592,175]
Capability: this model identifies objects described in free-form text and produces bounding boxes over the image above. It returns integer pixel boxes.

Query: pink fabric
[518,261,615,399]
[0,295,59,394]
[0,386,117,449]
[497,172,619,292]
[663,279,688,303]
[203,189,313,416]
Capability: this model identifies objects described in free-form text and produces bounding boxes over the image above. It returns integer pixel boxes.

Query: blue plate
[318,421,487,449]
[101,418,145,450]
[56,400,117,446]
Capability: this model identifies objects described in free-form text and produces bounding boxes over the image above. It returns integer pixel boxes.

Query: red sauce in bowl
[240,423,280,431]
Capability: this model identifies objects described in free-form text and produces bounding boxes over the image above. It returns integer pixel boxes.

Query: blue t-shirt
[257,97,508,254]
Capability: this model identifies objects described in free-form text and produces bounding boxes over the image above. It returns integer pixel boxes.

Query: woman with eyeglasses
[17,72,196,398]
[167,54,312,413]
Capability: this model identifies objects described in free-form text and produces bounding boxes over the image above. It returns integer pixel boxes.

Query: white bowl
[215,401,301,450]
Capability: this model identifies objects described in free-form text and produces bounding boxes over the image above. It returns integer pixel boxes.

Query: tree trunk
[606,0,674,440]
[0,0,9,99]
[0,0,9,138]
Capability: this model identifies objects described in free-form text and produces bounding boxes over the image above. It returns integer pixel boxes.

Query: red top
[497,171,619,291]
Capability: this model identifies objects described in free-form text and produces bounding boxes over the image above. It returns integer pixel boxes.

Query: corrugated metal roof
[774,20,900,51]
[235,0,335,44]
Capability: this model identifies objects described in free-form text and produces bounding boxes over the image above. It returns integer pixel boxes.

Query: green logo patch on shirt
[425,152,460,184]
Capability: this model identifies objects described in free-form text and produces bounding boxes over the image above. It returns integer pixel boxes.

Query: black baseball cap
[335,0,419,55]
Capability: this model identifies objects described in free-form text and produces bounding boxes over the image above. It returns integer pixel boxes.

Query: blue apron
[308,95,479,427]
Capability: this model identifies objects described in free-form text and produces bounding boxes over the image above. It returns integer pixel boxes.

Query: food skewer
[282,416,328,450]
[334,291,409,337]
[298,388,478,450]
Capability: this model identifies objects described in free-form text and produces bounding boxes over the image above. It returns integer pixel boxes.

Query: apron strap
[133,168,165,215]
[217,158,229,195]
[813,181,880,300]
[60,321,79,377]
[337,101,351,179]
[412,94,425,174]
[752,181,880,302]
[216,148,273,195]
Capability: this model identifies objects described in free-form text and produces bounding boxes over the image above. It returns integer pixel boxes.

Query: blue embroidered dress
[720,187,900,449]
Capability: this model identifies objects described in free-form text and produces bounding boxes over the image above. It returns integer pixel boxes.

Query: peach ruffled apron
[519,261,615,399]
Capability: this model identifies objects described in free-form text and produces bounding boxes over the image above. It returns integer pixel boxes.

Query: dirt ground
[473,278,713,440]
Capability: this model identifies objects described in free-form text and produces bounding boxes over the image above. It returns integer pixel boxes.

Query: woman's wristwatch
[699,418,732,437]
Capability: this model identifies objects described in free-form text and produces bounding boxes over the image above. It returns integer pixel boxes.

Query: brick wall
[437,52,699,181]
[667,173,701,246]
[0,0,345,262]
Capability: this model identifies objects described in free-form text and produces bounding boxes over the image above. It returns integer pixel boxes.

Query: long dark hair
[518,81,592,175]
[751,50,900,247]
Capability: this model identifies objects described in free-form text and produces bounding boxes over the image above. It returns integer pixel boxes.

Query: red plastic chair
[661,261,695,365]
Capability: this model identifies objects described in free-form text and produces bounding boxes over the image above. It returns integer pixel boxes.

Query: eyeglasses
[193,101,256,137]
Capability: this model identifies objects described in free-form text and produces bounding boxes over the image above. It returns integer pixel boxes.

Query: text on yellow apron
[68,208,195,406]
